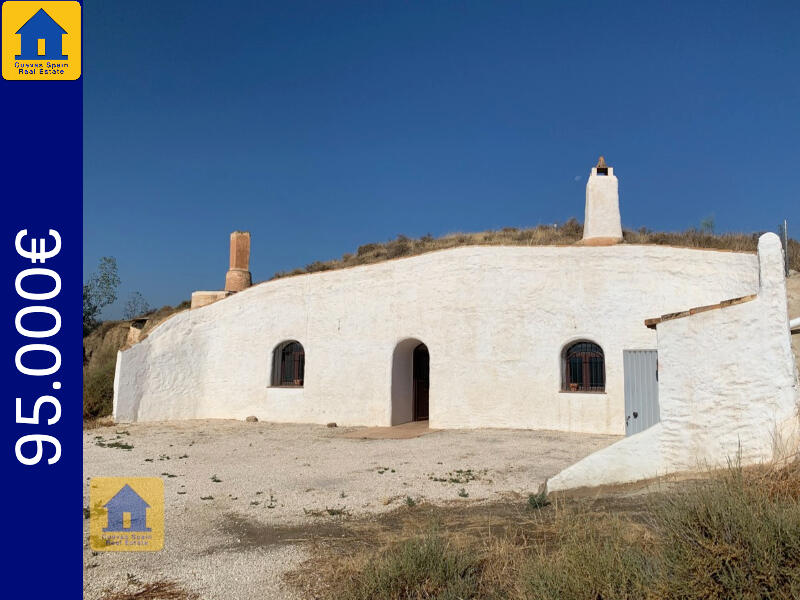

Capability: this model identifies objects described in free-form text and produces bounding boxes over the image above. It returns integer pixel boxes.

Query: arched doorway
[391,339,430,425]
[412,343,429,421]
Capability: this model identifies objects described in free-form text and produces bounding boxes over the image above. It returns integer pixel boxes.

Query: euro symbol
[15,229,62,264]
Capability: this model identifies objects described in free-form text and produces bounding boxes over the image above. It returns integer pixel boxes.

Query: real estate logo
[89,477,164,552]
[2,1,81,80]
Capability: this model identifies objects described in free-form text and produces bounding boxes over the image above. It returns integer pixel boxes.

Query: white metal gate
[623,350,660,436]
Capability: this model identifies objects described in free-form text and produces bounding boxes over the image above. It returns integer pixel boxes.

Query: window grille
[563,341,605,392]
[271,341,304,387]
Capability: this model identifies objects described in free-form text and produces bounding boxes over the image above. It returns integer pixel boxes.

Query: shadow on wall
[391,338,426,426]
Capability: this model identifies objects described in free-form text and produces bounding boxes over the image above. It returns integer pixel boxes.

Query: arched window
[271,341,305,387]
[562,341,605,392]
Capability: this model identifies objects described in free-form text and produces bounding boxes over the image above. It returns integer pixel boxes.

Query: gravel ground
[83,420,618,599]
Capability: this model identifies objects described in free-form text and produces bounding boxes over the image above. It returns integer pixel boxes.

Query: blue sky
[84,1,800,318]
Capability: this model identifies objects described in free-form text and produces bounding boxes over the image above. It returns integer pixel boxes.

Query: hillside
[271,221,800,280]
[83,302,188,418]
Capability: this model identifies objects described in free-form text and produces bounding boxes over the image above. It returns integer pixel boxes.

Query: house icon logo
[89,477,164,552]
[103,484,152,532]
[14,8,67,60]
[2,1,82,80]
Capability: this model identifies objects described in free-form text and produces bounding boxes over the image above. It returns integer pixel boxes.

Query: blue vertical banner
[1,1,82,597]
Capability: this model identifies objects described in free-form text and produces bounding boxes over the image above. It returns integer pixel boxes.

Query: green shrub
[342,532,481,600]
[324,461,800,600]
[527,490,550,510]
[520,515,657,600]
[83,358,116,418]
[654,465,800,599]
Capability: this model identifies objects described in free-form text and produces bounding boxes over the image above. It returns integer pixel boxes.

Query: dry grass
[650,459,800,599]
[83,415,115,430]
[82,302,190,421]
[517,514,657,600]
[271,221,799,280]
[290,459,800,600]
[337,532,481,600]
[100,580,199,600]
[83,353,116,419]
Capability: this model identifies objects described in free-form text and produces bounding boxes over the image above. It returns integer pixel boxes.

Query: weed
[95,439,133,451]
[335,532,480,600]
[527,490,550,510]
[100,579,199,600]
[520,514,657,599]
[458,488,469,498]
[304,506,350,517]
[108,441,134,450]
[310,461,800,600]
[83,356,116,419]
[429,468,485,484]
[652,463,800,598]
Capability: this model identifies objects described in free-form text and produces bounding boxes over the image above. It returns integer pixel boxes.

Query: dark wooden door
[413,343,429,421]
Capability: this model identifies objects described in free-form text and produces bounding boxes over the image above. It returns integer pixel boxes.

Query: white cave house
[114,159,799,487]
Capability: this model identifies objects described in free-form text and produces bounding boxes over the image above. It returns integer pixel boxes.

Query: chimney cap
[594,156,611,175]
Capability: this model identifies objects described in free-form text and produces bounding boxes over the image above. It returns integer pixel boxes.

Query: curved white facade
[114,244,759,434]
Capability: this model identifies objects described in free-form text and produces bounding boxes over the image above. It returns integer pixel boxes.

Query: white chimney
[582,156,622,244]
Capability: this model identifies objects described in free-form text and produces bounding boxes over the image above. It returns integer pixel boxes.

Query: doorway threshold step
[338,420,437,440]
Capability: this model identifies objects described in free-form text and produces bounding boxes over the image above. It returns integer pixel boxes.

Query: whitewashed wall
[549,234,799,489]
[114,245,758,434]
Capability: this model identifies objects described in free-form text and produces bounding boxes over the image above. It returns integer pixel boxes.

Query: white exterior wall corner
[548,423,664,491]
[548,233,799,490]
[114,245,759,433]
